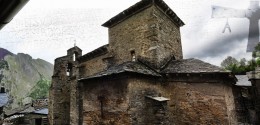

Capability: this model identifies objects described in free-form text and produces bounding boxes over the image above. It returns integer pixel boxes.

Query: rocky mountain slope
[0,48,53,111]
[0,48,13,60]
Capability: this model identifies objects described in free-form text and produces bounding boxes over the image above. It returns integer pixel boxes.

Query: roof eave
[78,44,108,62]
[78,71,161,82]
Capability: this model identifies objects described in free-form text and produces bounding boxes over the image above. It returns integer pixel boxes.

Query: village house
[4,98,49,125]
[49,0,240,124]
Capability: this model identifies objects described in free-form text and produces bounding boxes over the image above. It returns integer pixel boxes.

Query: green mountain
[0,48,53,111]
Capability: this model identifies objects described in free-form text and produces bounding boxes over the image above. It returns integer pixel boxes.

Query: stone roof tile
[79,58,234,81]
[79,61,161,80]
[160,58,229,73]
[78,44,108,62]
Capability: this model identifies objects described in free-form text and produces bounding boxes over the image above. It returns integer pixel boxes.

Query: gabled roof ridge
[185,58,226,71]
[159,56,177,71]
[67,46,82,51]
[136,58,161,74]
[78,61,161,81]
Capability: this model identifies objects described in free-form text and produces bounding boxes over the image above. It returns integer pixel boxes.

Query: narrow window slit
[98,96,105,119]
[131,50,136,62]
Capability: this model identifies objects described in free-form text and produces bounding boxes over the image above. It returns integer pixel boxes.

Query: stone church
[48,0,239,124]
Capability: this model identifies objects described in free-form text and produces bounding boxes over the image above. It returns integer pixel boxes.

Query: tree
[252,43,260,67]
[252,43,260,58]
[221,56,239,68]
[246,59,256,71]
[239,58,247,66]
[29,78,51,100]
[220,57,255,75]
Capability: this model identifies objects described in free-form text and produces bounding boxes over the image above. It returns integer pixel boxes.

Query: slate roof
[160,58,229,73]
[0,93,8,107]
[235,75,252,86]
[5,103,31,116]
[79,61,161,80]
[78,44,108,62]
[79,58,233,81]
[20,106,35,114]
[102,0,185,28]
[6,105,48,116]
[32,108,48,115]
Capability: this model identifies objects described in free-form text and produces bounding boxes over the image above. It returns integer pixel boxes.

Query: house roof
[5,103,31,116]
[102,0,185,28]
[78,44,108,62]
[79,61,161,81]
[20,106,35,114]
[79,58,235,81]
[67,46,82,52]
[235,75,251,86]
[0,0,29,30]
[160,58,229,74]
[0,93,8,107]
[6,104,48,116]
[32,108,48,115]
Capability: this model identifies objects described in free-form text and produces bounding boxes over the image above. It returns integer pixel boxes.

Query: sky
[0,0,258,66]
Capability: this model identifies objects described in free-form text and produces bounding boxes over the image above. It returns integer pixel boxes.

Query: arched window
[73,52,79,61]
[73,53,76,61]
[66,63,72,76]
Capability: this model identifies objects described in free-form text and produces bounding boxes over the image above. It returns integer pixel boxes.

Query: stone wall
[80,77,130,125]
[127,76,237,125]
[232,86,256,124]
[78,53,109,78]
[249,79,260,124]
[247,67,260,124]
[49,46,82,125]
[151,6,183,66]
[78,74,237,125]
[108,5,182,68]
[69,62,80,125]
[49,56,71,125]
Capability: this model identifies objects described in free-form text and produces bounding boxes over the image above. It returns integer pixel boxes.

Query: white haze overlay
[0,0,258,65]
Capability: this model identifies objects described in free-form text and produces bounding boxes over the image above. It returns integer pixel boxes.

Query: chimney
[0,87,5,93]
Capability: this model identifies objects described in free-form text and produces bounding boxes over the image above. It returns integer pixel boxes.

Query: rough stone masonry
[49,0,239,124]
